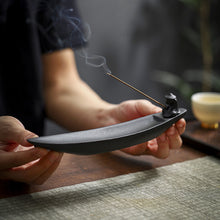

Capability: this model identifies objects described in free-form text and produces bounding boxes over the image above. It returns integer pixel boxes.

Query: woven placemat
[0,156,219,220]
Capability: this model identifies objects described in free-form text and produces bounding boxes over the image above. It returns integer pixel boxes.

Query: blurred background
[45,0,220,135]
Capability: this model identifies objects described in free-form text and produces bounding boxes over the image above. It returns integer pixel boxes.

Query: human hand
[105,100,186,158]
[0,116,63,184]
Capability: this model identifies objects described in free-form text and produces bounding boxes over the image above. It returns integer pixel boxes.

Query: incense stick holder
[28,108,187,155]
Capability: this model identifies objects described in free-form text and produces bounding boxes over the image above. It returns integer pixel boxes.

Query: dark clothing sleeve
[37,0,85,53]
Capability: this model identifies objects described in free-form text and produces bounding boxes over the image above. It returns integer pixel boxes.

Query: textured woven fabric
[0,156,219,220]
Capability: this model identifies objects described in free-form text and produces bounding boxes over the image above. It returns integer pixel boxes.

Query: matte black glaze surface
[28,108,187,155]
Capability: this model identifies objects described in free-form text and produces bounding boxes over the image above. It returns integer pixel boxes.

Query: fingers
[0,116,37,147]
[1,151,63,184]
[175,118,186,135]
[163,118,186,150]
[7,128,37,147]
[31,153,63,185]
[122,135,170,159]
[0,116,63,184]
[122,121,185,158]
[166,126,182,149]
[0,147,48,170]
[147,123,184,158]
[121,143,147,155]
[148,135,170,159]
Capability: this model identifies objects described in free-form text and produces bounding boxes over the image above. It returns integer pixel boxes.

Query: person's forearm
[44,76,115,131]
[42,49,117,131]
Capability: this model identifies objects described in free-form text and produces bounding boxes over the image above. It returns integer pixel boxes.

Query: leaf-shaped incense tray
[28,106,186,155]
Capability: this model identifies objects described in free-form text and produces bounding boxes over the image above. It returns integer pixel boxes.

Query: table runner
[0,156,219,220]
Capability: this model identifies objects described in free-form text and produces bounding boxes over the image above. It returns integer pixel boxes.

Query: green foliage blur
[154,0,220,101]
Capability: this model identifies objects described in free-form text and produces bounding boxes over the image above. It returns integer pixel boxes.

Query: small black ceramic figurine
[162,93,180,118]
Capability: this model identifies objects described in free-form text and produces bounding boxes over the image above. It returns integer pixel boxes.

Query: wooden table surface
[0,121,219,199]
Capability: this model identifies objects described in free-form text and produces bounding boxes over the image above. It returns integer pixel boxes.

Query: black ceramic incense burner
[28,93,186,155]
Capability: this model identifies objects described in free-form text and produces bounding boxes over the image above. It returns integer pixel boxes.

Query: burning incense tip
[106,72,166,108]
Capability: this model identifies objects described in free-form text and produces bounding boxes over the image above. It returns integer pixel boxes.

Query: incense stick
[106,72,166,108]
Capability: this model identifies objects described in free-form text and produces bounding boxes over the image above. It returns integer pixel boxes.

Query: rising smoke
[36,0,111,74]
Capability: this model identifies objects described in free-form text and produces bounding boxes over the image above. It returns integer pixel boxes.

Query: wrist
[95,102,118,128]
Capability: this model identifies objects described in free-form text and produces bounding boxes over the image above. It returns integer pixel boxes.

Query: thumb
[0,116,38,147]
[135,100,162,116]
[17,130,38,147]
